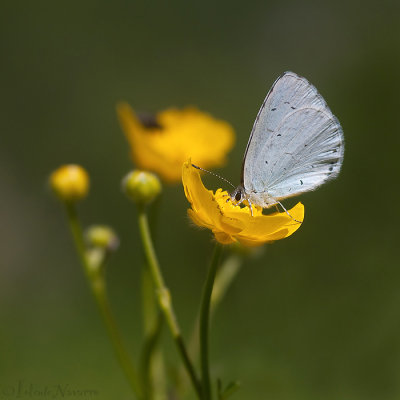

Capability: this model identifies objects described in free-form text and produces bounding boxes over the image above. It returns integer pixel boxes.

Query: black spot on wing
[271,108,277,111]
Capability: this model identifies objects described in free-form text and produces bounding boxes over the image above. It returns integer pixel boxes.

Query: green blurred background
[1,0,400,399]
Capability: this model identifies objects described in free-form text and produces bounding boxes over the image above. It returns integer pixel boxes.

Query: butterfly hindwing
[242,71,344,202]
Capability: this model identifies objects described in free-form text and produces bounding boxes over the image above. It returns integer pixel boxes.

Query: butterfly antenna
[191,164,236,189]
[276,200,303,224]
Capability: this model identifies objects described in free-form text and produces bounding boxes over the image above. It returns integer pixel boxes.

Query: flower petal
[213,230,236,245]
[237,203,304,237]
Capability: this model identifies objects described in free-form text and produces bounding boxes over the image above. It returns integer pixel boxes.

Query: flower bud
[85,248,105,274]
[50,164,89,202]
[122,170,161,206]
[85,225,119,252]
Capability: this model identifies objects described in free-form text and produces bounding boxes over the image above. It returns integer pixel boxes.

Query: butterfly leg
[277,200,302,223]
[248,200,254,217]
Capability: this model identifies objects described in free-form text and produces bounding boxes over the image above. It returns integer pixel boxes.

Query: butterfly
[193,71,344,219]
[227,71,344,218]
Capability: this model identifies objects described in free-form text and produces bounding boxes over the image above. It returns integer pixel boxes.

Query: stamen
[137,112,162,129]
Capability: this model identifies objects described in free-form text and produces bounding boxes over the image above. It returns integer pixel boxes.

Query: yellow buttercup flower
[182,161,304,247]
[49,164,89,202]
[117,103,235,183]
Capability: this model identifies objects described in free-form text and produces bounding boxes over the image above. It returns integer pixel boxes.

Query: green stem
[140,266,158,400]
[177,253,243,396]
[211,253,242,309]
[139,311,163,400]
[142,266,158,334]
[199,243,223,400]
[137,207,202,398]
[65,203,143,399]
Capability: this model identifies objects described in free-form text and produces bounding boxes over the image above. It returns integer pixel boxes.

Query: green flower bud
[85,225,119,252]
[49,164,89,202]
[122,170,162,206]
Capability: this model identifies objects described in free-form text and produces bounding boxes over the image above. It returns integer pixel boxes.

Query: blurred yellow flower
[182,161,304,247]
[117,103,235,183]
[49,164,89,202]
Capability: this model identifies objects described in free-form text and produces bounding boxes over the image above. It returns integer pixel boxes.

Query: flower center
[138,112,163,130]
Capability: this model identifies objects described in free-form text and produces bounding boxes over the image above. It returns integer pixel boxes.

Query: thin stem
[64,203,143,400]
[139,311,164,400]
[137,207,202,398]
[140,266,159,400]
[211,253,242,309]
[142,266,158,334]
[199,243,223,400]
[94,288,144,399]
[179,252,243,394]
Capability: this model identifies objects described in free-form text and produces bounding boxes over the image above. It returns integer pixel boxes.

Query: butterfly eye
[235,191,242,202]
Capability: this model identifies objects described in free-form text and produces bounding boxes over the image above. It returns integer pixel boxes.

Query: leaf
[217,379,241,400]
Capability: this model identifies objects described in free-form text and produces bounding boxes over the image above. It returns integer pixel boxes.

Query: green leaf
[217,379,241,400]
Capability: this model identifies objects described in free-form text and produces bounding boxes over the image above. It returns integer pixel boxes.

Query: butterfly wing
[242,71,344,202]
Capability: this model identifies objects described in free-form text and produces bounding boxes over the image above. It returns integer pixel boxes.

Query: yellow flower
[117,103,235,183]
[182,161,304,247]
[49,164,89,202]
